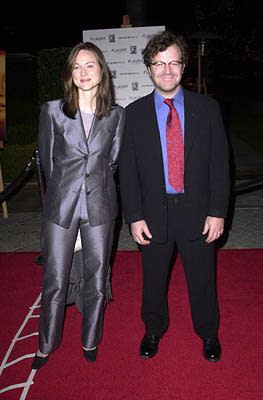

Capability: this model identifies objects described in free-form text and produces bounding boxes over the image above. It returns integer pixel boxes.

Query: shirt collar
[154,86,184,109]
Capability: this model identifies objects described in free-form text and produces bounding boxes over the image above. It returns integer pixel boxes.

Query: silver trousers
[39,188,114,354]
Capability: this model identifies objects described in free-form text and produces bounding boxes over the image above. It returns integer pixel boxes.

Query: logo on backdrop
[132,82,139,91]
[109,34,116,43]
[111,48,127,54]
[128,59,143,64]
[111,70,117,79]
[130,46,137,55]
[89,36,105,42]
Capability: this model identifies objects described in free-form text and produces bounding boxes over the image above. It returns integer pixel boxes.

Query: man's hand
[202,216,224,243]
[131,220,152,245]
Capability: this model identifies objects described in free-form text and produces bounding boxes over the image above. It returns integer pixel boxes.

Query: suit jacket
[119,88,230,242]
[38,100,125,229]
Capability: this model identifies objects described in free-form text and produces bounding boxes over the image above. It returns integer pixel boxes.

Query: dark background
[1,0,262,94]
[0,0,263,182]
[1,0,263,97]
[1,0,262,53]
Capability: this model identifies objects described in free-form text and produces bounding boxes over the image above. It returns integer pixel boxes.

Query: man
[119,31,230,362]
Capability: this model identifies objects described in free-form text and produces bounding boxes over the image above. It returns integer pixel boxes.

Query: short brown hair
[142,31,189,68]
[62,42,114,119]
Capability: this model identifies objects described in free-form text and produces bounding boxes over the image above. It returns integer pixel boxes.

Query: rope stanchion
[234,175,263,195]
[34,149,45,209]
[1,151,262,203]
[0,152,36,203]
[0,161,8,218]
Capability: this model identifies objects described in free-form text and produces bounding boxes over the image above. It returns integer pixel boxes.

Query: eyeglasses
[150,61,183,70]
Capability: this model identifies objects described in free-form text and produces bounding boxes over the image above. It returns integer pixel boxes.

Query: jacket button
[86,190,91,195]
[86,173,89,177]
[83,154,89,160]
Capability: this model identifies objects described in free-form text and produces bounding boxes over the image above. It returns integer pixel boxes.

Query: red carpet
[0,250,263,399]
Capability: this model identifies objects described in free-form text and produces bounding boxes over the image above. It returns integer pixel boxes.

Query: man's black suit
[119,88,230,339]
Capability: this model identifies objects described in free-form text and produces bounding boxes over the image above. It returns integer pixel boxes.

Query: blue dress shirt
[154,87,185,194]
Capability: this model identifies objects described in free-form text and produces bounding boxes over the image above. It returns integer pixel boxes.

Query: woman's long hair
[62,42,114,119]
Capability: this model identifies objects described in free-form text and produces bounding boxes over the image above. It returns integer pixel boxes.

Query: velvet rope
[234,175,263,194]
[0,149,46,206]
[0,153,36,203]
[0,150,262,204]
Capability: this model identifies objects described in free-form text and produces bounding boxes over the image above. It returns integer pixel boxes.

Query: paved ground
[1,134,263,252]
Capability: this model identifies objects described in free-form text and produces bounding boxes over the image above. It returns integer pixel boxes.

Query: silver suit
[38,100,125,354]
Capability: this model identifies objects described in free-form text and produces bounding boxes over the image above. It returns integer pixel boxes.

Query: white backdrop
[83,26,165,107]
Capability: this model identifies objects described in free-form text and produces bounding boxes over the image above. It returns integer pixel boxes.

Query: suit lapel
[144,92,166,179]
[75,110,89,150]
[183,89,199,163]
[76,109,105,151]
[88,114,105,146]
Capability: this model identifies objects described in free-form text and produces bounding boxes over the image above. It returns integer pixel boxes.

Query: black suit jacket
[119,88,230,242]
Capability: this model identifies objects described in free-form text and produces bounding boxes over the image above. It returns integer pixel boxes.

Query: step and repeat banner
[83,26,165,107]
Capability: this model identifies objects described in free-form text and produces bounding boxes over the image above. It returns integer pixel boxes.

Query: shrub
[37,47,70,106]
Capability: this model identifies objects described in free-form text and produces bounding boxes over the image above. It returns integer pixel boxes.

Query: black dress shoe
[202,338,221,362]
[140,334,160,359]
[31,354,49,370]
[83,347,98,362]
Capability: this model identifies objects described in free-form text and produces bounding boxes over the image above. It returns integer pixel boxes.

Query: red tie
[164,99,184,192]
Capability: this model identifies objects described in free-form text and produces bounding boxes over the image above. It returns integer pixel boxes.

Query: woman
[32,42,125,369]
